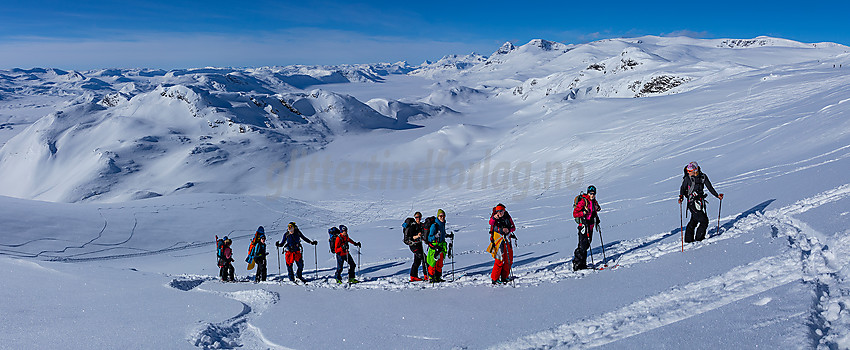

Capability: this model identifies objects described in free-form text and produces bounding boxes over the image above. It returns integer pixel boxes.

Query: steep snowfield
[2,36,850,349]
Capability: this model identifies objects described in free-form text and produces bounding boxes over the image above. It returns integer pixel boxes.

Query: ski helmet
[338,224,347,232]
[587,185,597,194]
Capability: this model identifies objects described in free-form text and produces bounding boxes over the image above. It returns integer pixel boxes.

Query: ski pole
[449,236,455,282]
[357,246,361,277]
[716,197,723,236]
[314,244,318,280]
[680,201,684,252]
[276,245,281,285]
[597,225,607,267]
[587,227,594,268]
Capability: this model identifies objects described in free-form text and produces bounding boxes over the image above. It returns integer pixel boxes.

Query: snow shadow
[457,251,557,276]
[169,277,207,291]
[707,199,775,238]
[604,199,776,265]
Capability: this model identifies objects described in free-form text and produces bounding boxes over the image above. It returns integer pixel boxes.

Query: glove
[354,242,361,247]
[311,240,318,245]
[595,216,600,225]
[718,193,724,200]
[275,241,283,247]
[678,195,683,204]
[446,233,454,239]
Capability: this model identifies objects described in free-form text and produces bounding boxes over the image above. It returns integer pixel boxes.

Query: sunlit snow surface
[2,36,850,349]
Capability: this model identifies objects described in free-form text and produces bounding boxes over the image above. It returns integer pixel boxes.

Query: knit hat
[494,204,506,211]
[256,226,265,234]
[437,209,445,216]
[686,161,699,171]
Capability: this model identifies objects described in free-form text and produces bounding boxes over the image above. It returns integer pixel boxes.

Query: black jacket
[403,220,422,246]
[680,170,719,202]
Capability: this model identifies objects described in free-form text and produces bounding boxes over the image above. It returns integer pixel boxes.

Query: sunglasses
[414,216,421,219]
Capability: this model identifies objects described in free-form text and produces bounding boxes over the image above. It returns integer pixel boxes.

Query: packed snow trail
[492,184,850,349]
[169,275,290,349]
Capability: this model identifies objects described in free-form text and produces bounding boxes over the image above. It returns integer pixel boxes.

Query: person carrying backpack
[403,212,427,282]
[678,161,724,242]
[573,186,600,271]
[252,235,268,282]
[487,204,516,284]
[334,225,361,284]
[218,237,235,282]
[246,226,265,267]
[275,222,318,283]
[426,209,453,283]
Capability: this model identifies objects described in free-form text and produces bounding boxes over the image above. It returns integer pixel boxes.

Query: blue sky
[1,0,847,70]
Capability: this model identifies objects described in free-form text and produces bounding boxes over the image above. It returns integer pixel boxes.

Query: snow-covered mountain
[2,35,850,349]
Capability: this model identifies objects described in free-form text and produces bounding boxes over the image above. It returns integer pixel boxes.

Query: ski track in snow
[168,275,291,349]
[491,184,850,349]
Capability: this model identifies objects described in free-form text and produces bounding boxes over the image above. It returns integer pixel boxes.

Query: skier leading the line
[678,161,724,242]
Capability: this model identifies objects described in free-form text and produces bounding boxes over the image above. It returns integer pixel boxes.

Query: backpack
[245,226,265,264]
[573,193,587,224]
[402,217,416,245]
[216,235,226,267]
[422,216,437,243]
[328,227,340,253]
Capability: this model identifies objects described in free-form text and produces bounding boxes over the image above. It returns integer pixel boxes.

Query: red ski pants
[491,239,514,281]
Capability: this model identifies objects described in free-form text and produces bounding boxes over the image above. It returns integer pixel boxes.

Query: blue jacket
[429,219,447,244]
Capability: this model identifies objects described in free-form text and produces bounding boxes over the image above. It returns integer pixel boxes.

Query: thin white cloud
[0,29,494,70]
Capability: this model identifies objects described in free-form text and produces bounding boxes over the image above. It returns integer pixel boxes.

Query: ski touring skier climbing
[252,235,268,282]
[333,225,361,284]
[679,161,724,242]
[573,186,600,271]
[275,222,317,283]
[426,209,452,283]
[487,204,516,284]
[217,236,235,282]
[402,212,428,282]
[245,225,265,269]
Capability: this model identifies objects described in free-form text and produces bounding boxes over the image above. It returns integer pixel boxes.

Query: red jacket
[573,194,600,222]
[334,234,355,256]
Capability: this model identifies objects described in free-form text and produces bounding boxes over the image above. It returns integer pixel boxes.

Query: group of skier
[217,161,724,284]
[402,209,452,283]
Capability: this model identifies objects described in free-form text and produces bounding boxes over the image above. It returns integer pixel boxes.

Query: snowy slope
[2,36,850,349]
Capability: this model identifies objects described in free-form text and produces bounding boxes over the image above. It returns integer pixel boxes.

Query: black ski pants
[286,259,305,281]
[335,253,356,280]
[255,259,267,282]
[409,242,427,278]
[686,200,710,242]
[220,262,234,281]
[574,224,594,269]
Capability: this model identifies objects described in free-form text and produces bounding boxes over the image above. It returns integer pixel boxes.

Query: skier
[426,209,453,283]
[333,225,361,284]
[488,204,516,284]
[678,161,724,242]
[219,237,235,282]
[403,212,427,282]
[275,222,318,283]
[252,235,268,282]
[572,185,600,271]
